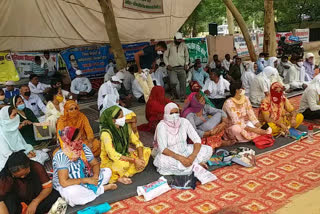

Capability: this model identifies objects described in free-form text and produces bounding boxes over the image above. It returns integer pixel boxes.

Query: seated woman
[0,106,49,168]
[259,82,304,136]
[241,62,256,97]
[186,81,215,107]
[183,92,227,148]
[57,100,101,157]
[250,66,277,106]
[100,92,138,135]
[138,86,172,133]
[45,88,64,135]
[0,151,62,214]
[223,81,271,145]
[100,106,151,184]
[153,103,213,175]
[53,127,117,207]
[11,95,40,146]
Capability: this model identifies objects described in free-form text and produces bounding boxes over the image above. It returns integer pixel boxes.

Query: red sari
[138,86,172,132]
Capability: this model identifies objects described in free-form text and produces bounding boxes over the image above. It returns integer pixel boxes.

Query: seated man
[284,56,308,90]
[184,92,227,149]
[0,88,9,109]
[51,79,71,100]
[70,70,95,100]
[209,54,219,69]
[132,78,145,103]
[299,76,320,119]
[104,59,115,82]
[41,51,57,77]
[277,55,291,78]
[100,106,151,184]
[203,70,230,109]
[260,82,304,136]
[53,127,116,207]
[192,61,209,87]
[153,103,213,175]
[28,74,51,101]
[98,76,123,110]
[3,81,19,99]
[20,85,47,119]
[222,54,231,72]
[151,62,168,87]
[229,57,243,81]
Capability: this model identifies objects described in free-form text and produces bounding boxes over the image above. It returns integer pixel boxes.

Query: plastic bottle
[308,125,314,142]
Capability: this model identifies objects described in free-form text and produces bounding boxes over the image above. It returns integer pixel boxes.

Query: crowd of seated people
[1,39,320,213]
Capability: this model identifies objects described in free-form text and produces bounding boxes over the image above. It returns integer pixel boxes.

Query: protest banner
[123,0,163,13]
[185,38,209,64]
[0,52,19,82]
[234,34,258,57]
[294,29,310,43]
[118,42,149,62]
[11,52,58,79]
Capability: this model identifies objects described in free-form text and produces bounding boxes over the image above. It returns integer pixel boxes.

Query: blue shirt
[3,88,20,99]
[192,68,209,87]
[256,58,266,74]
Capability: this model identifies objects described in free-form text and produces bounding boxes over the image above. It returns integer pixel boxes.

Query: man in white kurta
[153,103,212,176]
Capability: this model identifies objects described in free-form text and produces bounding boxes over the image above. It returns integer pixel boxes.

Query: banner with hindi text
[123,0,163,13]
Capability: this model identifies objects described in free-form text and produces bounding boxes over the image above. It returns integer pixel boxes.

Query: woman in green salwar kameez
[11,95,40,146]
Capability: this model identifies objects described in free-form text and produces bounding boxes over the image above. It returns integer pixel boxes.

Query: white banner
[294,29,310,43]
[234,34,258,57]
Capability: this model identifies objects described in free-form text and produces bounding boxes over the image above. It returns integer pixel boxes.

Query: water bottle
[308,125,314,142]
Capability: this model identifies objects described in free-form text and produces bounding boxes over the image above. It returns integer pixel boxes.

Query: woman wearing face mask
[0,106,48,167]
[259,82,304,136]
[250,66,278,105]
[0,151,63,214]
[223,81,271,145]
[57,100,101,157]
[99,106,151,184]
[11,95,40,146]
[153,103,213,176]
[45,88,65,135]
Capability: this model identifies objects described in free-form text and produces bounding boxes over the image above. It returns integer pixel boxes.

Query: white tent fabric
[0,0,200,51]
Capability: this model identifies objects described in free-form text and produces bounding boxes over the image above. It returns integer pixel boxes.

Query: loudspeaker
[209,23,218,36]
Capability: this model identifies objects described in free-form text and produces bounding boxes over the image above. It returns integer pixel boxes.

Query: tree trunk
[226,8,234,35]
[223,0,257,61]
[98,0,127,69]
[263,0,277,57]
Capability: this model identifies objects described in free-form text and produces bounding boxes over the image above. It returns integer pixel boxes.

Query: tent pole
[98,0,127,69]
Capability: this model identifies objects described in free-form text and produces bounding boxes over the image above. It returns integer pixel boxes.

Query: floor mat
[108,133,320,214]
[65,127,309,214]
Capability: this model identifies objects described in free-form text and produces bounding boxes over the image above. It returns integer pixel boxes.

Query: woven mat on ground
[105,132,320,214]
[65,126,311,214]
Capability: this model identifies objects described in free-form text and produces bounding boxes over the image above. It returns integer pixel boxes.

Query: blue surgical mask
[17,104,26,111]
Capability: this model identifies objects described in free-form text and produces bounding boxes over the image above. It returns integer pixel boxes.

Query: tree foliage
[180,0,320,36]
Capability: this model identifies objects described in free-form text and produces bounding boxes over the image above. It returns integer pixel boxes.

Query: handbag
[253,134,275,149]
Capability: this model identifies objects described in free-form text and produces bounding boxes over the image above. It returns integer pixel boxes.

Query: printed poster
[185,38,209,64]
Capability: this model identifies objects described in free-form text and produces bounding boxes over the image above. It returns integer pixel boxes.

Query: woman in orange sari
[56,100,101,157]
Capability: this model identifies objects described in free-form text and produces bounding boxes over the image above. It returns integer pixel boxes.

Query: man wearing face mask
[256,53,266,74]
[20,85,47,119]
[70,70,95,100]
[192,61,209,88]
[164,32,189,101]
[277,56,291,78]
[98,76,123,110]
[303,53,315,82]
[285,56,308,90]
[134,41,167,73]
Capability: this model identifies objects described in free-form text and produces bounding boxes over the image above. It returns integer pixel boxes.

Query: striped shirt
[31,62,47,76]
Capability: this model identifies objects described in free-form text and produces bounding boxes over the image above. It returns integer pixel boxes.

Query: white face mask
[240,89,245,96]
[167,113,180,122]
[115,117,126,127]
[157,50,163,55]
[112,83,121,90]
[297,62,303,67]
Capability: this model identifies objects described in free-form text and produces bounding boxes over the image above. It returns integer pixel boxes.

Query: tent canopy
[0,0,200,51]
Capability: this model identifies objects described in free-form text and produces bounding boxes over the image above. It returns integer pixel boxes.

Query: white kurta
[202,77,230,99]
[241,71,255,97]
[249,75,269,105]
[153,118,213,176]
[285,65,307,89]
[97,81,120,108]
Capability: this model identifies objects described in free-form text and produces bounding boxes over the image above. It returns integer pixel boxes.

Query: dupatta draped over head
[100,106,130,155]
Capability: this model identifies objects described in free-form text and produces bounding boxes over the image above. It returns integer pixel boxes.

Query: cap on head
[75,70,83,76]
[111,76,122,83]
[175,32,183,40]
[5,81,15,86]
[306,52,315,59]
